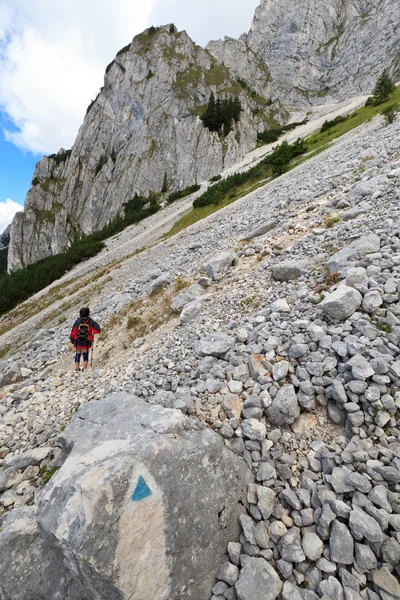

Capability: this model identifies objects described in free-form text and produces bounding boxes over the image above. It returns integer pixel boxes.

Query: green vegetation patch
[48,149,72,165]
[0,194,161,315]
[167,184,201,204]
[257,119,308,145]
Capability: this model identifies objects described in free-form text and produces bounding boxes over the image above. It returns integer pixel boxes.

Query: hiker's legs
[82,351,89,371]
[74,351,81,371]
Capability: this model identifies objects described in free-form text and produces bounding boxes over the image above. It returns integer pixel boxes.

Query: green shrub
[257,119,308,145]
[167,185,201,203]
[0,194,161,315]
[117,43,131,56]
[193,139,307,208]
[146,69,155,80]
[382,104,398,125]
[320,115,347,133]
[48,149,72,166]
[32,177,40,186]
[169,24,176,33]
[210,174,222,183]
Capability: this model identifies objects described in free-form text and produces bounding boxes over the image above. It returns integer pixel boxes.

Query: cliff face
[208,0,400,105]
[8,2,400,271]
[8,26,270,271]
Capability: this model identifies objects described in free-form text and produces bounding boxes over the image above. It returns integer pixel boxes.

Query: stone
[223,396,243,421]
[0,506,87,599]
[242,419,267,441]
[254,521,270,548]
[244,220,277,241]
[349,506,384,543]
[195,334,235,357]
[148,272,171,295]
[291,413,318,435]
[326,234,381,274]
[271,298,290,313]
[171,284,204,312]
[362,291,382,313]
[372,567,400,598]
[217,562,240,586]
[257,487,276,519]
[354,543,377,573]
[180,298,203,324]
[302,532,324,561]
[204,252,237,281]
[256,461,276,482]
[330,521,354,565]
[235,557,283,600]
[267,384,300,427]
[3,447,53,470]
[0,393,252,599]
[272,360,289,381]
[341,204,371,222]
[278,527,306,563]
[320,285,362,321]
[271,261,308,282]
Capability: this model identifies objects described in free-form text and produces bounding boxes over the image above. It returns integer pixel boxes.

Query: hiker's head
[79,307,90,319]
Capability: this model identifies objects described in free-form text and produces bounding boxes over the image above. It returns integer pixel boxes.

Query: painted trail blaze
[131,475,152,502]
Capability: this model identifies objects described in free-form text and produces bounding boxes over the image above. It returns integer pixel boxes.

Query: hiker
[70,307,101,371]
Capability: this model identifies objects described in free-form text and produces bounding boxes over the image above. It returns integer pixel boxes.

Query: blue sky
[0,0,259,232]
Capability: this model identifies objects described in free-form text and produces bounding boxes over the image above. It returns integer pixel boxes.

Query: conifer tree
[372,70,395,105]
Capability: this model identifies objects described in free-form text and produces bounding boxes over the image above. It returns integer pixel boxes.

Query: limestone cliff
[208,0,400,105]
[8,26,271,271]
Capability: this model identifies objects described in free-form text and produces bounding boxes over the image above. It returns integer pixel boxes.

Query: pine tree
[233,97,242,122]
[372,70,395,105]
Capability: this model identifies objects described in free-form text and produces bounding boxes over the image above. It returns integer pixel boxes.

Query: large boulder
[203,252,237,281]
[271,260,308,282]
[326,233,380,274]
[195,333,235,357]
[0,393,252,600]
[243,219,278,241]
[171,283,204,312]
[320,284,362,320]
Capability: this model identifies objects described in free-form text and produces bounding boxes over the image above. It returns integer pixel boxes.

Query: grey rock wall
[8,26,264,271]
[208,0,400,105]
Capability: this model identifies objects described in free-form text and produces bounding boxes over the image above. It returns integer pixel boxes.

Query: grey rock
[195,334,235,357]
[171,284,204,312]
[330,521,354,565]
[326,234,381,274]
[2,393,252,599]
[371,567,400,598]
[242,419,267,442]
[217,562,240,586]
[148,272,171,295]
[272,261,308,282]
[267,384,300,426]
[320,285,362,321]
[3,447,53,470]
[354,543,378,573]
[318,577,344,600]
[362,290,382,313]
[302,532,324,561]
[235,557,283,600]
[244,219,277,241]
[180,298,203,324]
[204,252,237,281]
[0,506,86,600]
[349,506,384,542]
[278,527,306,563]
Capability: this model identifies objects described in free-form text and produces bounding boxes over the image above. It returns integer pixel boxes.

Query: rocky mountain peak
[8,24,276,271]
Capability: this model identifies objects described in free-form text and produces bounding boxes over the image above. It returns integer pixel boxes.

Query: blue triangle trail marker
[131,475,152,502]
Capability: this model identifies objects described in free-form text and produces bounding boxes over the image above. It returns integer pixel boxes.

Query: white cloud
[0,0,154,154]
[150,0,259,46]
[0,198,22,233]
[0,0,260,155]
